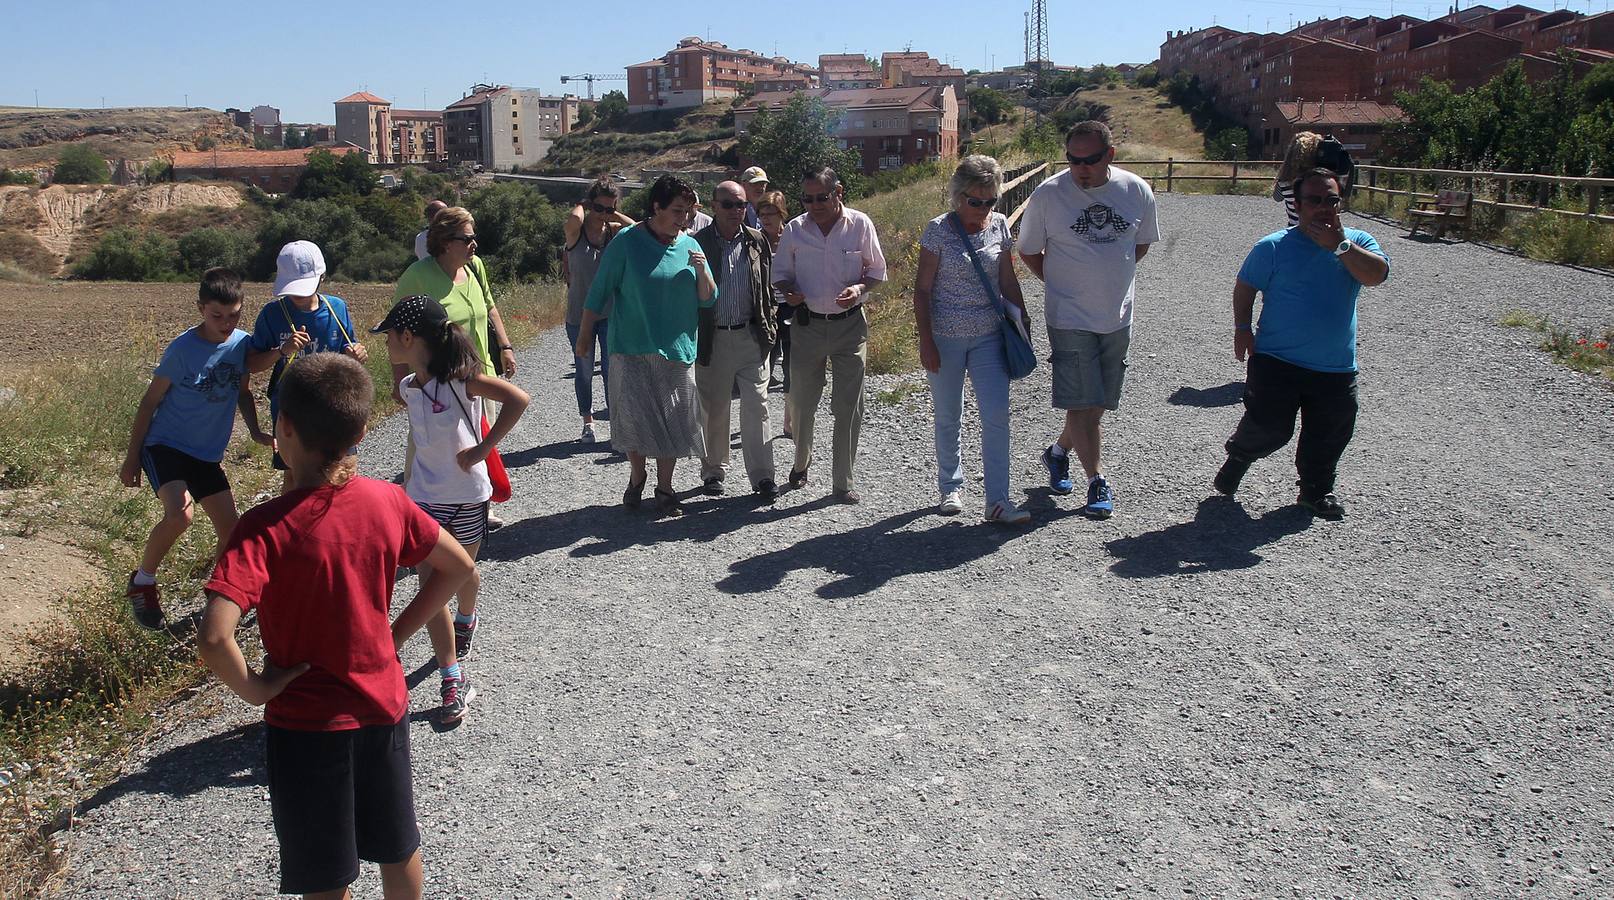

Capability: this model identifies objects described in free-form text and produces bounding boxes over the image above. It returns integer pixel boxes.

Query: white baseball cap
[273,240,327,297]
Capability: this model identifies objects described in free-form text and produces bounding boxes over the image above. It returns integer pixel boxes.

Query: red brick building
[627,37,816,112]
[819,54,880,90]
[170,146,365,193]
[1263,99,1405,160]
[733,85,959,176]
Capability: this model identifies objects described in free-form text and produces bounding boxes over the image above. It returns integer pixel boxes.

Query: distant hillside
[0,106,248,171]
[535,102,737,177]
[0,181,250,276]
[1060,86,1207,160]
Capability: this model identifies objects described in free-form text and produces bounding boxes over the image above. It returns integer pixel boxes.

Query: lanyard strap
[948,213,1009,318]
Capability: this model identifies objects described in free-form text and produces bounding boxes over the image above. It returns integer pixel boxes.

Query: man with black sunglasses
[1214,167,1389,520]
[772,166,888,503]
[692,181,779,499]
[1018,120,1160,519]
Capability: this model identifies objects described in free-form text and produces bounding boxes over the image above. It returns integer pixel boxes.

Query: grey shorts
[1048,325,1130,411]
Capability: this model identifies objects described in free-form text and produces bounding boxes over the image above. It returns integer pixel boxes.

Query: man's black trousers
[1224,352,1359,496]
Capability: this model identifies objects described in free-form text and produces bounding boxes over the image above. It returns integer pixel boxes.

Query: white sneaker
[985,500,1031,525]
[937,490,963,515]
[581,422,596,443]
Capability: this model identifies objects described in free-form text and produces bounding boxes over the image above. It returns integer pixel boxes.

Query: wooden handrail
[1357,164,1614,189]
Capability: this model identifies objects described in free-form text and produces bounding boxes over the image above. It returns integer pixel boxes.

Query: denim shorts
[1048,325,1130,411]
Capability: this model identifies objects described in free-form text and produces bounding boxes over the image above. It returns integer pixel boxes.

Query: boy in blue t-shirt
[120,268,271,629]
[246,240,369,490]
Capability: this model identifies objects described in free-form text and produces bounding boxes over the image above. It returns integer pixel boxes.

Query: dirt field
[0,280,400,382]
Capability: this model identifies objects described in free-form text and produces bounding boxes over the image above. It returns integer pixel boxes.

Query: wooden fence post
[1166,158,1174,193]
[1231,159,1240,190]
[1589,185,1602,217]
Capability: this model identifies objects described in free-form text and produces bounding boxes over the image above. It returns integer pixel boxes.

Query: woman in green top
[393,206,515,385]
[574,175,716,517]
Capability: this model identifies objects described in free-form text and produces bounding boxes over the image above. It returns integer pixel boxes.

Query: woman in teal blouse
[574,175,716,517]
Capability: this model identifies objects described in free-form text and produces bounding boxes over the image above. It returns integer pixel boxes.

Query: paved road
[59,194,1614,897]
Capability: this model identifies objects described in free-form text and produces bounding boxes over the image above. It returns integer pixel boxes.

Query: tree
[462,182,567,281]
[596,90,629,125]
[177,227,253,276]
[53,144,110,184]
[284,126,303,148]
[72,228,177,280]
[738,94,863,200]
[575,104,594,127]
[293,149,376,200]
[967,88,1009,127]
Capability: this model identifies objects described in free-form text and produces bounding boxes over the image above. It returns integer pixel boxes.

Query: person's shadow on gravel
[499,441,622,468]
[77,722,265,814]
[1167,381,1244,408]
[1103,497,1312,578]
[718,508,1025,599]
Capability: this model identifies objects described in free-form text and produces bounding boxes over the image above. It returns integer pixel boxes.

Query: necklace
[423,379,448,414]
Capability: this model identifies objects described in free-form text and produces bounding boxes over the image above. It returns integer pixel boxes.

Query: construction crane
[559,73,627,101]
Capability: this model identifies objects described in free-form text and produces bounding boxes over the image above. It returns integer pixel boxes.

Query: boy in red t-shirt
[198,353,474,899]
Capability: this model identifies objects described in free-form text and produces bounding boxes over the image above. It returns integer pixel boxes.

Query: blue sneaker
[1042,447,1074,494]
[1084,476,1115,519]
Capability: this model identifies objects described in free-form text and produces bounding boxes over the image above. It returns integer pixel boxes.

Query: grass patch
[858,170,954,375]
[1501,309,1614,381]
[873,380,924,406]
[0,278,564,897]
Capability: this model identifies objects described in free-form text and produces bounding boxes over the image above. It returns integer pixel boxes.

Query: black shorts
[265,718,420,895]
[139,444,230,501]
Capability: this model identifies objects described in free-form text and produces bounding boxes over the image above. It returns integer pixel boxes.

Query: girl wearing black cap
[376,294,530,724]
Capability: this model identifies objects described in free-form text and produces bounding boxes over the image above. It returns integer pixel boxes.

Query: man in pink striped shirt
[772,166,888,504]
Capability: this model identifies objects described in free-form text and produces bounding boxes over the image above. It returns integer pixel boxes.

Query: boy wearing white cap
[247,240,369,490]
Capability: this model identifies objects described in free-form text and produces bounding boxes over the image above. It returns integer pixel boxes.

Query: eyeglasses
[963,196,999,209]
[1301,195,1342,208]
[801,191,835,205]
[716,200,747,210]
[447,234,478,243]
[1066,149,1107,166]
[588,202,617,214]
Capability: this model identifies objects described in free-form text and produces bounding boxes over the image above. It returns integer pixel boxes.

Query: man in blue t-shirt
[1214,168,1390,520]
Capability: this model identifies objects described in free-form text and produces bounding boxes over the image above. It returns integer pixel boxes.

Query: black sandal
[654,486,684,517]
[623,474,647,509]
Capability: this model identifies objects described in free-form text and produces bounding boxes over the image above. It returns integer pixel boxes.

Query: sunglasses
[801,191,836,205]
[447,234,478,243]
[1301,195,1343,208]
[716,200,747,210]
[1066,150,1108,166]
[588,202,617,214]
[963,196,999,209]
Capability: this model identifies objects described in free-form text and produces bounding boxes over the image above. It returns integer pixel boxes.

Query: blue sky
[3,0,1610,122]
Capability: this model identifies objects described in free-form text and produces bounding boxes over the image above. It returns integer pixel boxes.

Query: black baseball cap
[371,294,450,335]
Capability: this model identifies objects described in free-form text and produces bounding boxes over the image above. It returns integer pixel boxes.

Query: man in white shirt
[1018,121,1160,519]
[413,199,447,260]
[772,166,888,503]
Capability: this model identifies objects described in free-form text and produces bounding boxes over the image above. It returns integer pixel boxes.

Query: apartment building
[443,84,577,170]
[819,54,881,90]
[388,109,445,165]
[334,91,390,161]
[627,37,817,112]
[734,85,958,175]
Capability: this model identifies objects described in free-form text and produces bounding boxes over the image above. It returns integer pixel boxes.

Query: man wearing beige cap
[740,166,768,228]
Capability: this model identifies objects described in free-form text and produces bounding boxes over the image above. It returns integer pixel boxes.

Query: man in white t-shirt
[1018,120,1160,519]
[414,199,447,260]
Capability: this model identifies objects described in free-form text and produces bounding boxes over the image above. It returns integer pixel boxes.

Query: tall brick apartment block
[627,37,817,113]
[734,85,959,176]
[1159,5,1614,158]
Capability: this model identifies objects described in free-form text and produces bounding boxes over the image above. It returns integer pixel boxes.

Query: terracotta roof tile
[335,91,390,105]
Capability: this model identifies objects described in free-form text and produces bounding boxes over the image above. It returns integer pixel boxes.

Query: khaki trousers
[695,328,774,486]
[788,308,866,492]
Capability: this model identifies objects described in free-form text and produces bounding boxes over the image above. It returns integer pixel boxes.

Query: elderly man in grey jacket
[693,180,779,500]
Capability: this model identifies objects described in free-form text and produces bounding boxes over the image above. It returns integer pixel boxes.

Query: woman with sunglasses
[913,155,1032,524]
[754,189,793,435]
[574,175,717,517]
[563,178,631,444]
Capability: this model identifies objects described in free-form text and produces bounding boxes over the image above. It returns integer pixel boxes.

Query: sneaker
[126,572,163,630]
[985,499,1032,525]
[486,513,505,532]
[1083,477,1115,519]
[1042,447,1074,495]
[1298,492,1347,520]
[938,490,963,515]
[702,476,725,496]
[1214,457,1250,496]
[581,422,597,444]
[453,615,477,661]
[440,672,475,723]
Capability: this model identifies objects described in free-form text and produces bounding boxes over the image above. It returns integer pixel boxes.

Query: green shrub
[176,227,253,276]
[250,199,385,281]
[72,228,178,280]
[1503,214,1614,268]
[0,167,36,186]
[52,144,110,185]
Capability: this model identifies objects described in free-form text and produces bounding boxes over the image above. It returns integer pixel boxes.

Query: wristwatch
[1334,239,1352,257]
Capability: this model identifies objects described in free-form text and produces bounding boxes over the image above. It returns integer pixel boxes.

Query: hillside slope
[0,107,246,170]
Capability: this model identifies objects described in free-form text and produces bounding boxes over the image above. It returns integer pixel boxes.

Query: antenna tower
[1030,0,1050,86]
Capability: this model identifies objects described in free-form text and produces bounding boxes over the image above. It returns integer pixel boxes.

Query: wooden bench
[1408,190,1473,239]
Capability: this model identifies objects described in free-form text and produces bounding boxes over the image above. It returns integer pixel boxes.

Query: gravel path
[57,194,1614,897]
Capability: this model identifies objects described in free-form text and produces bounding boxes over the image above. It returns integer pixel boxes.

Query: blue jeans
[564,320,609,418]
[926,331,1011,507]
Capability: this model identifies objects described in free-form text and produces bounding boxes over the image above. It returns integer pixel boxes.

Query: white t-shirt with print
[1017,166,1160,334]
